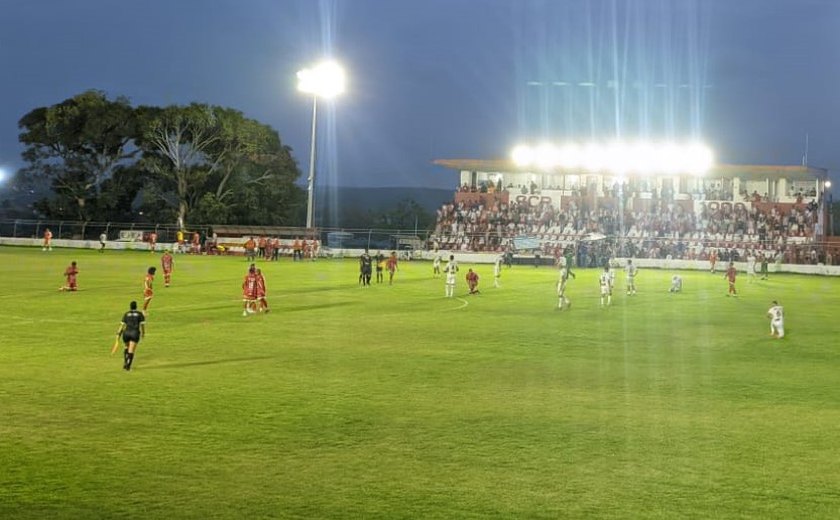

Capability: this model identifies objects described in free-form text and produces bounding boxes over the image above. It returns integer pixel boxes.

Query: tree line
[10,90,305,226]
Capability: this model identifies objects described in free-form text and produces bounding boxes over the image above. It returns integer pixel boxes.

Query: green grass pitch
[1,246,839,519]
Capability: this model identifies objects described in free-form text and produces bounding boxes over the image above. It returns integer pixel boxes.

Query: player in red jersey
[242,264,258,316]
[466,268,480,294]
[255,268,270,313]
[386,251,398,285]
[161,250,174,287]
[724,261,737,297]
[42,228,53,251]
[143,267,157,312]
[59,261,78,291]
[148,231,158,253]
[709,249,718,273]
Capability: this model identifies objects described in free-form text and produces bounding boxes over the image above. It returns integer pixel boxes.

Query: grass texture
[1,246,839,519]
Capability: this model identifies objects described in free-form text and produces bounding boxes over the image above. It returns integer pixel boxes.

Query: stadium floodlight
[684,143,714,175]
[297,60,346,229]
[558,143,582,169]
[511,141,714,175]
[582,143,604,172]
[826,180,832,189]
[534,143,560,170]
[511,145,534,167]
[0,167,6,184]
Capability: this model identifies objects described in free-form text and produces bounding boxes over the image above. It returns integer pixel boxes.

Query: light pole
[297,60,346,229]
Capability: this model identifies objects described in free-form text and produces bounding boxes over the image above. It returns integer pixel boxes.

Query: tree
[371,198,435,231]
[138,104,221,227]
[17,90,137,221]
[139,104,304,226]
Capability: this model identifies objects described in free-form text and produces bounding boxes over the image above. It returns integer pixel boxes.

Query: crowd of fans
[430,194,837,266]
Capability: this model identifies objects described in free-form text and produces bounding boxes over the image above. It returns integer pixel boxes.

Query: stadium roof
[433,159,828,181]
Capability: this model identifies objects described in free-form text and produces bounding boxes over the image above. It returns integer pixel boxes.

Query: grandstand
[431,158,834,265]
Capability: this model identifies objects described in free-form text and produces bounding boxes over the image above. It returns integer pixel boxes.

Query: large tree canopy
[18,90,137,221]
[16,92,304,226]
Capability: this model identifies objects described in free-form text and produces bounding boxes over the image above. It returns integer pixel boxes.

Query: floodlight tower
[297,60,346,229]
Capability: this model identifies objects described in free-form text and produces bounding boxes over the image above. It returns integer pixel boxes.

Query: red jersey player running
[724,261,738,297]
[242,265,258,316]
[143,267,157,312]
[161,250,174,287]
[59,261,78,291]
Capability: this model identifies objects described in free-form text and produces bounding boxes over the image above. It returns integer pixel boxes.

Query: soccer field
[1,246,839,519]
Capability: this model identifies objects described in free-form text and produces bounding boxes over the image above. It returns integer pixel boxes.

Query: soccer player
[257,236,267,259]
[143,267,156,312]
[444,255,458,297]
[161,250,174,287]
[149,231,157,253]
[191,231,201,254]
[242,265,258,316]
[709,249,718,273]
[176,229,185,254]
[116,301,145,371]
[767,300,784,339]
[669,274,682,293]
[255,268,269,313]
[556,269,571,310]
[746,252,757,283]
[293,237,302,261]
[433,251,443,278]
[760,253,769,280]
[99,231,107,253]
[599,266,612,307]
[375,252,385,283]
[466,268,480,294]
[493,253,503,288]
[59,261,79,291]
[42,228,52,251]
[359,250,373,286]
[244,237,257,262]
[724,261,738,297]
[625,259,638,295]
[387,251,398,285]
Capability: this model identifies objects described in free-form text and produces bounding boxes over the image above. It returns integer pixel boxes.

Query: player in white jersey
[624,259,638,295]
[556,269,571,310]
[493,254,503,287]
[433,252,443,278]
[767,300,784,338]
[599,266,612,307]
[444,255,458,297]
[669,274,682,293]
[746,252,757,283]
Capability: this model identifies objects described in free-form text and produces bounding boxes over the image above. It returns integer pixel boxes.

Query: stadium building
[431,154,833,265]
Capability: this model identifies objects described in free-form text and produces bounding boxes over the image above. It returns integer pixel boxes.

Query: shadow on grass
[139,355,276,370]
[284,301,355,312]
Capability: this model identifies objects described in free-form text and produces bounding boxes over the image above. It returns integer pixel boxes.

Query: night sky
[1,0,839,191]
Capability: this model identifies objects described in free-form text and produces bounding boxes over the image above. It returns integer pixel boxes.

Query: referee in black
[116,301,145,371]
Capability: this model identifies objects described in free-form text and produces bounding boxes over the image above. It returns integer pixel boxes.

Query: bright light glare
[510,141,714,175]
[826,180,832,189]
[297,60,346,99]
[0,167,7,184]
[511,145,533,167]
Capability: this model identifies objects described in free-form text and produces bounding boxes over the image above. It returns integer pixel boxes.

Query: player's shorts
[144,289,153,299]
[122,331,140,344]
[446,275,456,285]
[600,286,610,296]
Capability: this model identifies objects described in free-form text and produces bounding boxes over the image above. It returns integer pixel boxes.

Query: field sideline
[1,246,839,519]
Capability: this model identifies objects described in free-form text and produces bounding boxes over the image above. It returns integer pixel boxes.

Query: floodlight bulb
[535,143,560,170]
[826,180,832,189]
[297,60,346,99]
[511,145,534,167]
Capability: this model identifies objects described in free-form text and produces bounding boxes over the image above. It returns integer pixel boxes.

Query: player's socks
[123,349,129,368]
[126,353,134,370]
